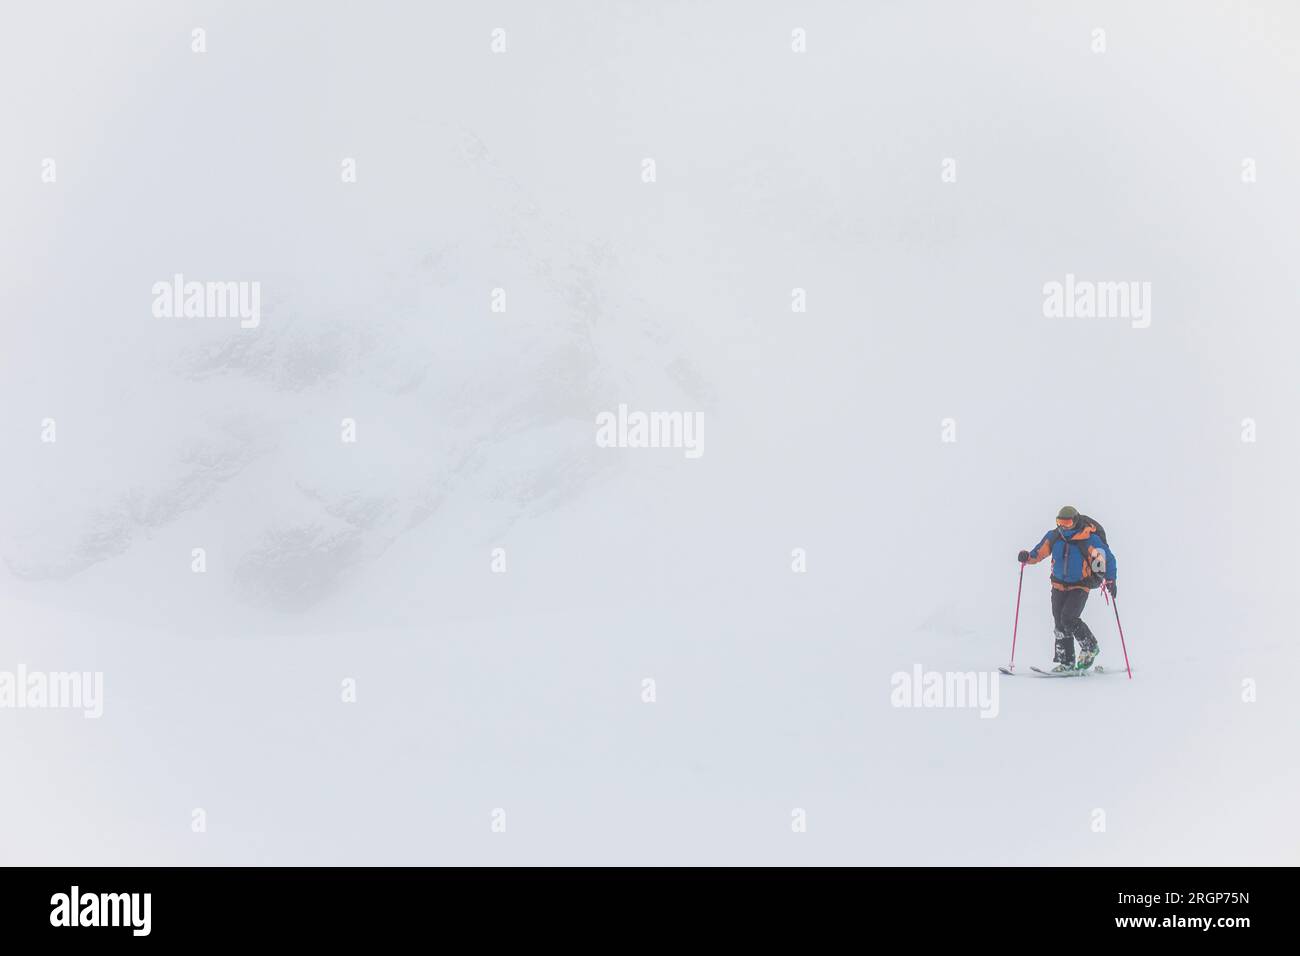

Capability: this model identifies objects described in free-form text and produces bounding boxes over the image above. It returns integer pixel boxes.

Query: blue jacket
[1027,523,1116,591]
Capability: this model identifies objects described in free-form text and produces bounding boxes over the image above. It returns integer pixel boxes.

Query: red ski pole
[1109,587,1133,679]
[1008,561,1025,670]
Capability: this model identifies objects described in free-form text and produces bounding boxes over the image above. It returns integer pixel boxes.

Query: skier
[1016,506,1117,672]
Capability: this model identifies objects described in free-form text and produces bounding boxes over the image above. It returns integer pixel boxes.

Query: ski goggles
[1056,517,1076,529]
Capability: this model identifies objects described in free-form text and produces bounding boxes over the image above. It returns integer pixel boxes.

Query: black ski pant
[1051,588,1099,664]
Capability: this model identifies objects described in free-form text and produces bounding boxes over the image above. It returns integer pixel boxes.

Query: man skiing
[1017,506,1117,672]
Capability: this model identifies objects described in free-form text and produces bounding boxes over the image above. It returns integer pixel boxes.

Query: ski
[1030,665,1089,678]
[997,665,1129,677]
[1027,664,1130,678]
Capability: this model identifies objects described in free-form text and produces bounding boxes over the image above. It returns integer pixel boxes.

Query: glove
[1017,550,1029,563]
[1106,580,1117,597]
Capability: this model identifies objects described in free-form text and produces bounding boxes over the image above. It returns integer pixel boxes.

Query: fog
[1,1,1296,864]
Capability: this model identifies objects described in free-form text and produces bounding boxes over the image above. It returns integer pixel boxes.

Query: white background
[1,1,1296,864]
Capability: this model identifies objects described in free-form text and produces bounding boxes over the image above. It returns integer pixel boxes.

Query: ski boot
[1049,662,1075,673]
[1075,647,1098,672]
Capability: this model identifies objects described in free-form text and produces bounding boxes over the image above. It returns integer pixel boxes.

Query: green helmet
[1056,505,1079,521]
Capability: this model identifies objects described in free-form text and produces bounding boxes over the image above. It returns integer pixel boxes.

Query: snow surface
[0,2,1297,864]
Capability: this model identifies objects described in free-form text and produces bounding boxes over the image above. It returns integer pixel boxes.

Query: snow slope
[0,2,1297,864]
